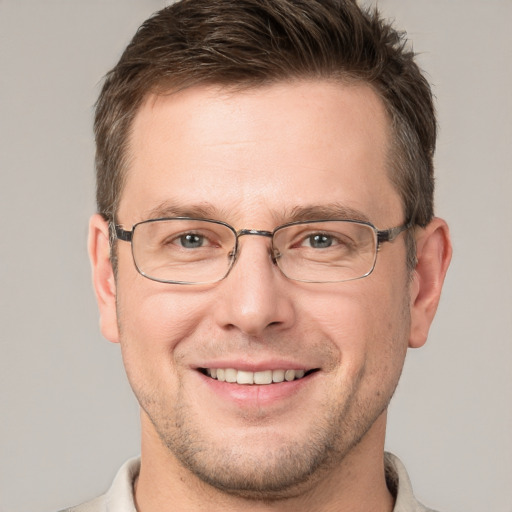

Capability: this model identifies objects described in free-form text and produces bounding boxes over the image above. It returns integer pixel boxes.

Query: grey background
[0,1,510,511]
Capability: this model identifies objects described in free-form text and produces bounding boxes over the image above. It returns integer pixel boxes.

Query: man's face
[106,81,413,496]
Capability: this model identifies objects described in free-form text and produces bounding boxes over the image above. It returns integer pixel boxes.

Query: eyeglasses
[114,217,411,285]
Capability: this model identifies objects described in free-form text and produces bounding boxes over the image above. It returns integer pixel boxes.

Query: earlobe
[88,214,120,344]
[408,217,452,348]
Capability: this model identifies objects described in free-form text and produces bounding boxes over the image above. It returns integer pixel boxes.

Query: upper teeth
[205,368,306,385]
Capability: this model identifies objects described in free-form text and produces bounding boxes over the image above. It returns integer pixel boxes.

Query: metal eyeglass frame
[113,217,412,284]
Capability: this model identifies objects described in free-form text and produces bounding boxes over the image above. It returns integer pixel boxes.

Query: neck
[134,411,394,512]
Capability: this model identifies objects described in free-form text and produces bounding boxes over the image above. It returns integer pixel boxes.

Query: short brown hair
[95,0,436,268]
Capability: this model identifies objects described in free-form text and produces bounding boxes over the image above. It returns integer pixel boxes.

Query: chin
[154,406,371,501]
[172,437,332,500]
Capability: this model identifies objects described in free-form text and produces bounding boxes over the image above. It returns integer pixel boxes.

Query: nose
[213,234,296,337]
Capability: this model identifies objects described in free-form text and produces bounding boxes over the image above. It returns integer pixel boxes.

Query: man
[70,0,452,510]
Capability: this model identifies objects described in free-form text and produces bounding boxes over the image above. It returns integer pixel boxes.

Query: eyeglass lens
[130,218,378,284]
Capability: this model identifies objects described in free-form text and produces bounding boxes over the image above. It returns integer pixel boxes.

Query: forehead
[120,80,401,226]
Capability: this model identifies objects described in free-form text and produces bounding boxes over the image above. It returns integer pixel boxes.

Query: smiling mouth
[199,368,318,385]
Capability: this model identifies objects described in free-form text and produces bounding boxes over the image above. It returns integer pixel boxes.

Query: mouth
[199,367,319,385]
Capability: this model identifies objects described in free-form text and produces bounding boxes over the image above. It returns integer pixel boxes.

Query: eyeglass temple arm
[114,225,133,242]
[376,220,413,245]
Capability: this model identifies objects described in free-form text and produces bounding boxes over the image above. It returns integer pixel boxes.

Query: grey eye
[178,233,205,248]
[306,233,334,249]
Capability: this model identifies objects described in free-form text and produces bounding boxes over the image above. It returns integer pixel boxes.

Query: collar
[102,452,436,512]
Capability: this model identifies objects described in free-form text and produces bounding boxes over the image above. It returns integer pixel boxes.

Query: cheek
[301,277,409,375]
[304,282,382,338]
[115,277,213,377]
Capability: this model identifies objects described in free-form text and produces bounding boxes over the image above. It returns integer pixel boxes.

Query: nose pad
[270,246,282,265]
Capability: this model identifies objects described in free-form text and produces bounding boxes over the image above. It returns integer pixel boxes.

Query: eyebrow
[285,204,371,224]
[139,200,371,226]
[142,200,224,221]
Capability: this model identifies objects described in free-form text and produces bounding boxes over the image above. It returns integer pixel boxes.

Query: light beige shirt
[61,452,438,512]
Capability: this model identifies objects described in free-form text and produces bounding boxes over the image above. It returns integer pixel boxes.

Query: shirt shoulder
[58,457,140,512]
[58,494,106,512]
[385,452,440,512]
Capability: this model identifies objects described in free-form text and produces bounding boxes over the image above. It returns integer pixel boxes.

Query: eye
[302,233,340,249]
[175,232,207,249]
[306,233,334,249]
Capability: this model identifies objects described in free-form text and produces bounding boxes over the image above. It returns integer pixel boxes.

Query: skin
[89,80,451,511]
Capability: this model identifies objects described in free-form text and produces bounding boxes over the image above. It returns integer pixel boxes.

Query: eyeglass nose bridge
[237,228,273,238]
[229,228,280,271]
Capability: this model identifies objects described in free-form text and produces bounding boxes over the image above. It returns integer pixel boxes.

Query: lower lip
[197,371,315,407]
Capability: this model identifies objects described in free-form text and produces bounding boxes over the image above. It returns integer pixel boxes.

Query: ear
[408,217,452,348]
[88,214,120,344]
